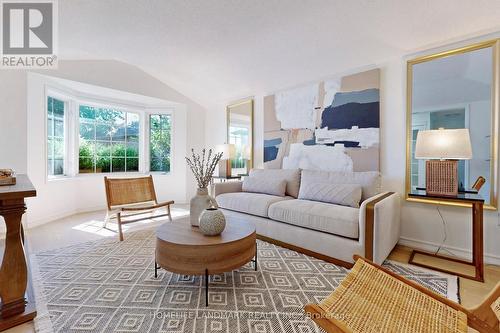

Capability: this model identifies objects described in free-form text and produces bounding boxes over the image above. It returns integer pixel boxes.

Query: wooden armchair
[305,256,499,333]
[104,176,174,241]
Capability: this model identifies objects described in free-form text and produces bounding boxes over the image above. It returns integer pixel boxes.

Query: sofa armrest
[359,192,401,265]
[210,181,243,197]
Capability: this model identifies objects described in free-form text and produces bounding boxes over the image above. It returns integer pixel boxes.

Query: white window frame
[146,111,174,175]
[44,85,175,180]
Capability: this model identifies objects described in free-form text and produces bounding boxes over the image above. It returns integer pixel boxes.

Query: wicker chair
[104,176,174,241]
[305,256,500,333]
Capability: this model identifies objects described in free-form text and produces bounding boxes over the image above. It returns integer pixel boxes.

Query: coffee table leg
[205,269,209,307]
[251,245,258,271]
[154,261,159,278]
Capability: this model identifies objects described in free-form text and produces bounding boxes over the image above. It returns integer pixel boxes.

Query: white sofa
[211,169,401,266]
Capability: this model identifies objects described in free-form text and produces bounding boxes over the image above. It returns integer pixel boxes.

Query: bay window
[46,92,173,178]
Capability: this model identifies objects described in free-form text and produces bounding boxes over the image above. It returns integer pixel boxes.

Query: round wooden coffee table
[155,216,257,306]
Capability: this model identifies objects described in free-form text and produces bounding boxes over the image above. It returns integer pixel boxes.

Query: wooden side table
[407,190,484,282]
[0,175,37,331]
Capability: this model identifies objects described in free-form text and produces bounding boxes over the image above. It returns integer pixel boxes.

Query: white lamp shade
[215,144,236,159]
[415,128,472,160]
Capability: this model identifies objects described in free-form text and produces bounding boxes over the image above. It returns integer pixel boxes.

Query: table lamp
[415,128,472,196]
[215,144,236,178]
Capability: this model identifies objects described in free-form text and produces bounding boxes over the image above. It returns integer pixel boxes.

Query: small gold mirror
[227,99,253,175]
[406,40,499,209]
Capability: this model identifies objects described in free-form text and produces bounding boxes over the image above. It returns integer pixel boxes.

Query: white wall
[205,41,500,264]
[0,60,206,230]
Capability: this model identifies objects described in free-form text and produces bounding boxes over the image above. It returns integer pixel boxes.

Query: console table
[0,175,37,331]
[407,190,484,282]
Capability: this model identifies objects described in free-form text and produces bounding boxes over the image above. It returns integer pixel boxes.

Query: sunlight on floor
[70,207,190,237]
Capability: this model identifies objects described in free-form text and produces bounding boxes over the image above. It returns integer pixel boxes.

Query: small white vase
[190,187,217,226]
[199,208,226,236]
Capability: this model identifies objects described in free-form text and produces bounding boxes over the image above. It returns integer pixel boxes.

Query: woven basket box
[425,160,458,196]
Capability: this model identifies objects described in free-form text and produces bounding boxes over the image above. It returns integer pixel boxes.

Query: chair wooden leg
[117,212,124,241]
[103,211,110,229]
[167,205,172,221]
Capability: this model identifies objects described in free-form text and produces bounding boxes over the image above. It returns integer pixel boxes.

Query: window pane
[150,115,161,130]
[79,157,95,173]
[96,141,111,156]
[48,117,53,136]
[126,142,139,157]
[97,108,124,123]
[127,112,140,142]
[111,143,126,157]
[79,140,95,157]
[126,158,139,172]
[112,158,125,172]
[54,159,64,175]
[96,123,112,140]
[112,126,126,141]
[149,114,171,173]
[80,122,95,140]
[150,158,162,172]
[79,105,96,120]
[96,156,111,173]
[54,118,64,137]
[53,138,64,159]
[47,96,65,176]
[53,99,65,116]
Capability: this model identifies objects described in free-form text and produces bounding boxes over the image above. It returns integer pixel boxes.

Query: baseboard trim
[398,236,500,266]
[26,205,107,229]
[256,234,354,269]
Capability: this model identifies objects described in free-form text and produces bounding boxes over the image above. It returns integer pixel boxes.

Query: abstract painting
[263,68,380,172]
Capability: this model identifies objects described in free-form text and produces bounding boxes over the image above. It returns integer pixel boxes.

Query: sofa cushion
[300,169,381,201]
[268,199,359,239]
[249,169,301,198]
[242,177,286,197]
[216,192,292,218]
[298,182,362,208]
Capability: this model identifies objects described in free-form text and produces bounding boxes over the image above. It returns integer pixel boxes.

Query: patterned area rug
[31,228,459,333]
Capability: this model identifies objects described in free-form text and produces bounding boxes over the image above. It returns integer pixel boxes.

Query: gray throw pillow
[242,177,287,197]
[298,182,362,208]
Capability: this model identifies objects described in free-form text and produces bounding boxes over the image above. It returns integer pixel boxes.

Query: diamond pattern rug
[31,228,459,333]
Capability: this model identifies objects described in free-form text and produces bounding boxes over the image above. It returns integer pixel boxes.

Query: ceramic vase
[199,208,226,236]
[190,187,217,226]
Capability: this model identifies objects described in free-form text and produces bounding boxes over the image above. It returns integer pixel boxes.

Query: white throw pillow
[298,182,362,208]
[249,169,301,198]
[300,169,380,201]
[242,177,287,197]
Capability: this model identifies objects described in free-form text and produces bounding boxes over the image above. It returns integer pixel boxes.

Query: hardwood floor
[1,207,499,333]
[388,244,500,309]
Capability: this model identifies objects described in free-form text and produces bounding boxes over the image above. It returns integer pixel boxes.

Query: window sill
[47,172,172,181]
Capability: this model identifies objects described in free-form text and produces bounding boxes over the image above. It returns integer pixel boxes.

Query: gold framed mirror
[227,99,254,175]
[406,39,499,209]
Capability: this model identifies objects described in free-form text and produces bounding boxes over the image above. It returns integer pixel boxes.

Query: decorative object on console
[0,169,16,186]
[215,143,236,177]
[415,128,472,196]
[199,207,226,236]
[263,68,380,172]
[186,148,223,226]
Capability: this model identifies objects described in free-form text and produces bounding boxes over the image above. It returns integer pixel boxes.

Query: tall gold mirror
[406,40,499,209]
[227,99,253,175]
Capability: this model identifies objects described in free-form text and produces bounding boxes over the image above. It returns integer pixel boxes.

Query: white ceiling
[58,0,500,110]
